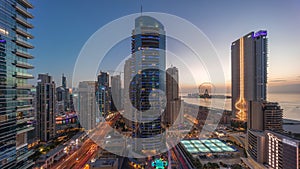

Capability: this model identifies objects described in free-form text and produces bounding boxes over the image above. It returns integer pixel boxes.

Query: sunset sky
[29,0,300,93]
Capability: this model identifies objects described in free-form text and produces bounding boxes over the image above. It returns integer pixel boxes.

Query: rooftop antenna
[140,0,143,16]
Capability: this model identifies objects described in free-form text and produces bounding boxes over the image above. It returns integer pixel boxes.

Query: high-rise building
[0,0,35,168]
[124,58,133,128]
[78,81,97,130]
[231,30,268,121]
[56,86,66,115]
[96,72,110,117]
[62,74,70,112]
[248,101,283,131]
[111,75,121,111]
[247,101,283,164]
[129,15,166,155]
[36,74,56,142]
[164,66,181,126]
[266,131,300,169]
[62,73,67,89]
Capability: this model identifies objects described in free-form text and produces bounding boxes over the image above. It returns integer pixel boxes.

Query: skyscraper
[248,101,283,131]
[56,86,65,115]
[164,66,181,126]
[111,75,121,111]
[124,58,133,128]
[36,74,56,142]
[96,72,110,117]
[129,15,166,155]
[0,0,35,168]
[56,74,72,114]
[231,30,268,122]
[62,73,67,89]
[78,81,97,130]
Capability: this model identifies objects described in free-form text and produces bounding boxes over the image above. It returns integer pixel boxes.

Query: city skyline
[1,1,300,168]
[29,0,300,93]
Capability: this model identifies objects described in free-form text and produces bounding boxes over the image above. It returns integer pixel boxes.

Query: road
[52,113,120,169]
[51,138,97,169]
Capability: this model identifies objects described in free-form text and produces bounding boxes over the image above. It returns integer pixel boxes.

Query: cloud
[268,83,300,93]
[270,79,287,83]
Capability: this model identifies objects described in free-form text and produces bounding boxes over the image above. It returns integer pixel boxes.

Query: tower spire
[140,0,143,16]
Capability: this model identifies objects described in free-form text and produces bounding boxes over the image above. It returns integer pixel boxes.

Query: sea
[182,93,300,121]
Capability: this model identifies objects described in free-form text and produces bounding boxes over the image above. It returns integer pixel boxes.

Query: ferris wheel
[198,82,216,98]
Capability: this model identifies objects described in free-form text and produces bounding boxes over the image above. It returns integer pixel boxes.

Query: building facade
[36,74,56,142]
[111,75,121,112]
[123,58,133,128]
[128,15,166,155]
[247,130,266,163]
[248,101,283,131]
[78,81,97,130]
[266,131,300,169]
[231,30,268,121]
[56,86,65,115]
[164,66,181,126]
[0,0,35,168]
[96,72,110,118]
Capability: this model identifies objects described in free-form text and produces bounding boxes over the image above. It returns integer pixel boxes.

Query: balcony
[16,126,34,135]
[14,72,34,79]
[16,105,34,112]
[15,95,34,100]
[14,49,34,59]
[15,83,34,89]
[15,26,34,39]
[18,0,34,9]
[14,37,34,49]
[15,4,34,19]
[14,60,34,69]
[19,160,35,169]
[15,15,34,29]
[16,149,35,162]
[17,117,34,125]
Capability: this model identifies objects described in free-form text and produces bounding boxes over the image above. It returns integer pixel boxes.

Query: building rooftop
[181,138,237,154]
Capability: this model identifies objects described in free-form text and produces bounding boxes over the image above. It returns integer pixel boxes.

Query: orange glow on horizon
[235,37,247,121]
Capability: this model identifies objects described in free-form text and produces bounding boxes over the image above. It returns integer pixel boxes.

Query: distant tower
[78,81,97,130]
[62,74,67,88]
[96,72,110,117]
[36,74,56,142]
[165,66,181,126]
[231,30,268,122]
[60,74,70,112]
[124,58,133,127]
[111,75,121,111]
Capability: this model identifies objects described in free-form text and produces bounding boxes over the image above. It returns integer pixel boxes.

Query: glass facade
[129,16,166,155]
[96,72,110,118]
[0,0,34,168]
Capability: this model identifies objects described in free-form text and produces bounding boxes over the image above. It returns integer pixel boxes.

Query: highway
[52,113,120,169]
[51,138,97,169]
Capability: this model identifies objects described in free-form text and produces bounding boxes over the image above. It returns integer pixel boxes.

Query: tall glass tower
[96,71,110,118]
[0,0,35,168]
[129,15,166,155]
[231,30,268,122]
